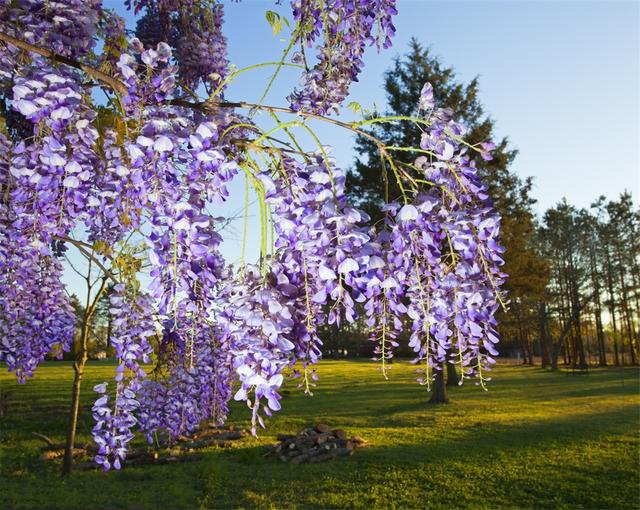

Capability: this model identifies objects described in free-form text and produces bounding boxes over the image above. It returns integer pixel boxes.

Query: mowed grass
[0,360,638,510]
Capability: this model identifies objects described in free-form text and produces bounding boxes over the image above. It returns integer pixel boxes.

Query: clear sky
[64,0,639,291]
[220,0,639,211]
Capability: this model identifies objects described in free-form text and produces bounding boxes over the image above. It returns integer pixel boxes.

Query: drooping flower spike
[0,1,504,472]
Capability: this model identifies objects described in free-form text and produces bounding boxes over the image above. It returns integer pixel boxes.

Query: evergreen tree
[347,39,548,376]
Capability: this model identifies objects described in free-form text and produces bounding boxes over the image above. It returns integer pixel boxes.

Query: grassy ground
[0,360,638,510]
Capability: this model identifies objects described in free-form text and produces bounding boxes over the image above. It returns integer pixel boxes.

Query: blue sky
[65,0,638,291]
[217,0,640,214]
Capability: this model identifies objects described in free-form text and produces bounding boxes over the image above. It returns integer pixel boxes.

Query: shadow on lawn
[1,378,637,510]
[271,369,639,430]
[189,403,640,510]
[6,400,636,475]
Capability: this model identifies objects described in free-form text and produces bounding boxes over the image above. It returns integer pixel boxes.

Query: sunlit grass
[1,360,638,509]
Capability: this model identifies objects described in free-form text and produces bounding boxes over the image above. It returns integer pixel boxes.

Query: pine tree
[347,39,548,382]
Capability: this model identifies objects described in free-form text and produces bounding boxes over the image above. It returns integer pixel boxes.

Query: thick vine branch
[0,32,415,192]
[0,32,396,156]
[0,30,128,96]
[182,99,388,152]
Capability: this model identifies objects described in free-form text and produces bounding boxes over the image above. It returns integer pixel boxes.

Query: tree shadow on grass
[2,387,638,509]
[191,404,640,510]
[260,371,639,431]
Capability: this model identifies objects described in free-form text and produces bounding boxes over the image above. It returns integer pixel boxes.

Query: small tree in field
[0,0,506,474]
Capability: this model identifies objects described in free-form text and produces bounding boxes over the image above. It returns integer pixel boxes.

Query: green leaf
[347,101,362,113]
[265,10,282,35]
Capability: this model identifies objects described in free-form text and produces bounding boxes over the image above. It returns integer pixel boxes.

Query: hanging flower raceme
[0,239,74,382]
[174,3,228,93]
[134,4,168,49]
[289,0,398,115]
[265,152,374,327]
[131,0,229,92]
[101,39,240,446]
[218,263,303,434]
[91,284,155,471]
[0,0,101,60]
[9,63,101,241]
[0,130,75,383]
[219,150,380,423]
[136,319,234,443]
[367,85,507,388]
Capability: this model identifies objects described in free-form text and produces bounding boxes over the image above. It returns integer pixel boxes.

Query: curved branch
[57,236,120,284]
[181,99,387,150]
[0,30,128,96]
[0,31,401,156]
[0,32,419,194]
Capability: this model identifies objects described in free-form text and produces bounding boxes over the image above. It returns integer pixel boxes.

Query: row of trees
[533,193,639,368]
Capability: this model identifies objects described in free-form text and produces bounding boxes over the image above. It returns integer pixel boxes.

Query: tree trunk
[62,317,90,475]
[446,360,459,387]
[604,248,621,366]
[589,247,607,366]
[518,322,529,365]
[428,369,448,404]
[550,293,593,370]
[62,275,107,476]
[595,308,607,366]
[575,331,587,369]
[525,328,534,365]
[551,340,561,371]
[615,246,637,365]
[538,302,551,369]
[622,299,637,365]
[563,335,571,366]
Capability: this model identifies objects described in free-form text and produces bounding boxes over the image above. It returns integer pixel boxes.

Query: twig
[31,431,55,446]
[56,236,119,283]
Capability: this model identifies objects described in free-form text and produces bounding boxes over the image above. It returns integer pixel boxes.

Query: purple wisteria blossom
[289,0,398,115]
[0,1,506,471]
[91,285,155,471]
[371,97,506,388]
[133,0,229,92]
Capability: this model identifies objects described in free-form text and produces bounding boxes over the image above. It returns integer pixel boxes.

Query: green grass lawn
[1,360,638,509]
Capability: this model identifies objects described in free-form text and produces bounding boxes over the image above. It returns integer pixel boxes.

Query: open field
[1,360,638,509]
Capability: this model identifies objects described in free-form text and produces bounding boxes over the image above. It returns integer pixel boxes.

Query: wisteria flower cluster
[131,0,229,92]
[92,284,155,470]
[289,0,397,114]
[0,0,505,472]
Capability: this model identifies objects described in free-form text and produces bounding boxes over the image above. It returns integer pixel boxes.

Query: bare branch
[32,432,56,446]
[57,236,119,284]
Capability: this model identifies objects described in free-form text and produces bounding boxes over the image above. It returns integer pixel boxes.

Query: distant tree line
[534,193,639,368]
